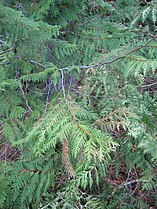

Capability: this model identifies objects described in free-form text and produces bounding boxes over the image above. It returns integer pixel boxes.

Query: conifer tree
[0,0,157,208]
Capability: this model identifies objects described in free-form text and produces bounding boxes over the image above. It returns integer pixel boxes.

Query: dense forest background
[0,0,157,208]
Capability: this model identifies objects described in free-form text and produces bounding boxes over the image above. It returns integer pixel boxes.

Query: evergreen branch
[70,31,121,40]
[73,120,93,139]
[27,35,157,72]
[60,34,157,71]
[60,69,95,139]
[26,35,157,75]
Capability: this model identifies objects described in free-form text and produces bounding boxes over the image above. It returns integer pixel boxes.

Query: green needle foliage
[0,0,157,208]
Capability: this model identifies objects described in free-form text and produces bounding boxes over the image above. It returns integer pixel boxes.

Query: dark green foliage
[0,0,157,208]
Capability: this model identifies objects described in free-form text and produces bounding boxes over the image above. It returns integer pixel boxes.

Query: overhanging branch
[24,35,157,71]
[60,34,157,71]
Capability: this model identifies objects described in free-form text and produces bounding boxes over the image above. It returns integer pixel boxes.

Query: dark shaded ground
[0,143,21,161]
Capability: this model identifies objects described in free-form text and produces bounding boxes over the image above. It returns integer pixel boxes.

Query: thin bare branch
[141,81,157,88]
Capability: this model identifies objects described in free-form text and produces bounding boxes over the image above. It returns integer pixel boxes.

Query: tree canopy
[0,0,157,208]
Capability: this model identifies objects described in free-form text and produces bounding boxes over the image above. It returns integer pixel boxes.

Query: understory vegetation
[0,0,157,208]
